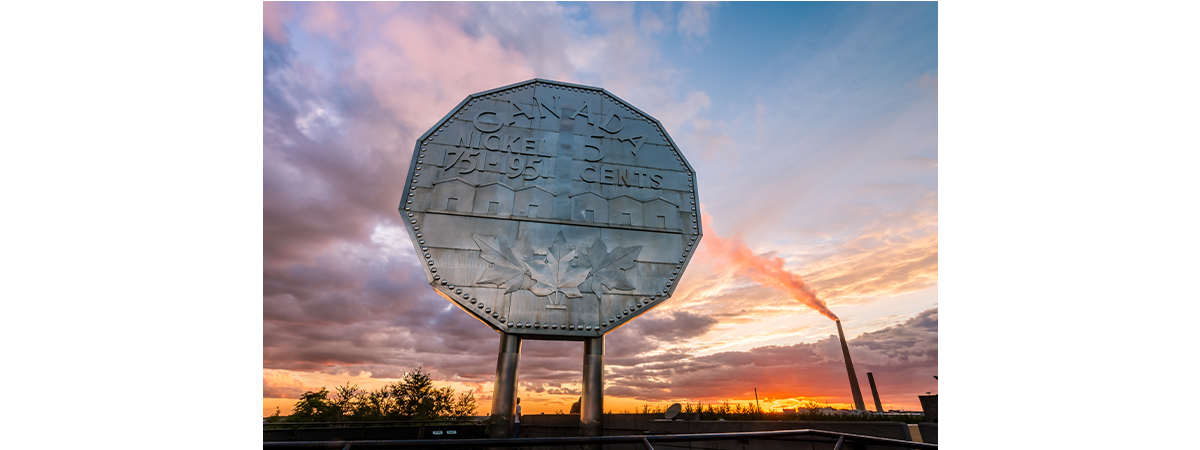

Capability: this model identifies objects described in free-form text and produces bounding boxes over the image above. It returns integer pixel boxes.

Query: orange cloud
[264,369,312,399]
[793,205,938,304]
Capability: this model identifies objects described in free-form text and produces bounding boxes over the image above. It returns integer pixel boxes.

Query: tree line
[269,367,477,422]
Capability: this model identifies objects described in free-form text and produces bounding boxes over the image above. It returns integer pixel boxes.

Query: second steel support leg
[488,333,522,439]
[581,336,604,449]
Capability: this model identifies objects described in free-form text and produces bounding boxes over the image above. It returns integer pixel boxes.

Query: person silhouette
[512,397,522,438]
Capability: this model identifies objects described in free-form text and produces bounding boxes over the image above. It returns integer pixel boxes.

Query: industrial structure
[835,319,867,411]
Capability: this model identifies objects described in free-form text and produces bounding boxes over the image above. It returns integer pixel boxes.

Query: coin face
[400,79,701,339]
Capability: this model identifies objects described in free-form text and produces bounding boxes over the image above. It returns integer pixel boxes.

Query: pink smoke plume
[697,210,839,321]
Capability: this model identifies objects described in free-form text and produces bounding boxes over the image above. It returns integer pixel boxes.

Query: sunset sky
[263,2,938,417]
[5,2,1195,449]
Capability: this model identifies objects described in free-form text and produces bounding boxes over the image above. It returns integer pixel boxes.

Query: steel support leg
[581,336,604,449]
[488,333,522,439]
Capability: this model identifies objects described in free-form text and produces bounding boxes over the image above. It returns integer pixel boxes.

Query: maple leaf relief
[578,238,642,295]
[525,231,591,302]
[473,235,535,294]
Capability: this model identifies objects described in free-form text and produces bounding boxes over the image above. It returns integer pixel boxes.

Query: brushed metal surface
[400,79,702,339]
[581,336,604,443]
[488,334,522,438]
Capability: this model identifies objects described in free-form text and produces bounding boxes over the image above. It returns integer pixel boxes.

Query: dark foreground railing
[263,428,937,449]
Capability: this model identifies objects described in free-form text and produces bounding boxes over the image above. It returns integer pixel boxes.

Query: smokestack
[867,372,884,412]
[835,320,867,411]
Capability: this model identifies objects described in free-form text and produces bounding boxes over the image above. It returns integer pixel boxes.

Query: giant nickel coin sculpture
[399,79,702,337]
[399,79,701,441]
[403,79,700,336]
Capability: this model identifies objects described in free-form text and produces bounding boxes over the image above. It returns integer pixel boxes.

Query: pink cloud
[361,14,536,127]
[263,2,294,43]
[301,1,350,37]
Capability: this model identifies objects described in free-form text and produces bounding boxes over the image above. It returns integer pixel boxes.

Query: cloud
[754,191,939,306]
[301,2,350,37]
[678,2,718,40]
[640,11,665,35]
[264,369,313,399]
[263,2,294,43]
[262,3,551,386]
[469,2,578,77]
[602,308,938,405]
[361,13,537,127]
[689,118,738,160]
[630,310,720,342]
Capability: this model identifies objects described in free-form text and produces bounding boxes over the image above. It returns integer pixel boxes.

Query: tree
[389,367,437,418]
[330,382,363,420]
[447,389,478,419]
[289,387,338,422]
[285,367,477,422]
[350,385,391,421]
